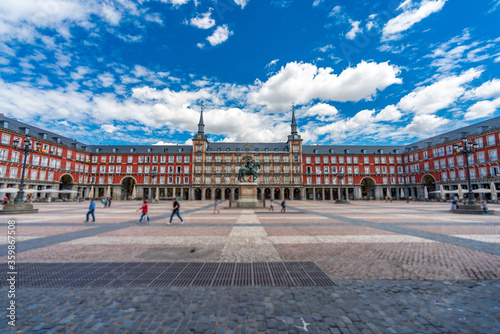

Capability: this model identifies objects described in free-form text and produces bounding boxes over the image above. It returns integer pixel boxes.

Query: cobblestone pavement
[1,200,499,333]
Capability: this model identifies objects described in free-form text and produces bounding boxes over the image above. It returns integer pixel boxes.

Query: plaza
[1,200,499,333]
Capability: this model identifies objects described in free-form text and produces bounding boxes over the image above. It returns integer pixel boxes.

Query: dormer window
[179,148,183,153]
[217,148,221,151]
[362,149,367,154]
[255,148,259,152]
[314,149,318,154]
[345,149,349,154]
[236,148,240,151]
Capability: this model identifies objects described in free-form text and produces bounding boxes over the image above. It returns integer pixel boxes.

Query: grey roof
[404,116,500,151]
[89,145,192,154]
[0,114,88,150]
[302,145,405,155]
[207,142,289,152]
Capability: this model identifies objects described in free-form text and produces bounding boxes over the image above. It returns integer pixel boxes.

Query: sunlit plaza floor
[1,200,499,333]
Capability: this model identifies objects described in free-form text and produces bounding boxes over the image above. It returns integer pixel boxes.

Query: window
[459,169,466,179]
[160,156,166,163]
[315,157,320,164]
[440,159,446,169]
[184,156,190,163]
[469,168,476,179]
[117,156,122,163]
[127,166,133,173]
[67,150,72,159]
[446,145,453,154]
[138,156,144,163]
[423,151,428,159]
[375,166,380,174]
[39,170,46,180]
[184,166,189,173]
[138,166,143,173]
[91,166,97,173]
[489,149,498,161]
[424,162,429,171]
[11,151,20,163]
[475,137,483,148]
[374,157,380,163]
[109,166,114,173]
[346,156,352,163]
[92,156,98,163]
[479,167,487,177]
[306,177,312,184]
[0,149,8,160]
[1,134,10,144]
[338,156,344,163]
[109,156,115,163]
[487,135,496,146]
[108,176,113,184]
[448,157,455,167]
[127,156,133,163]
[363,157,369,164]
[305,157,311,164]
[9,167,18,178]
[48,172,54,181]
[323,166,329,173]
[66,161,71,170]
[168,156,174,163]
[354,166,359,174]
[331,156,337,163]
[364,166,370,174]
[449,170,456,180]
[116,166,121,173]
[477,151,485,163]
[381,157,386,163]
[323,156,329,163]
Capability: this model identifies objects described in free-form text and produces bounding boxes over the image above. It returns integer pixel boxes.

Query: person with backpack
[136,200,150,223]
[168,198,184,225]
[281,200,286,213]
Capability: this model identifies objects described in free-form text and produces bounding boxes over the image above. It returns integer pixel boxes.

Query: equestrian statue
[238,156,261,182]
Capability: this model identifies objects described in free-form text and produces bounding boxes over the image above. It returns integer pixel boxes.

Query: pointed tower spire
[197,102,205,134]
[290,102,298,136]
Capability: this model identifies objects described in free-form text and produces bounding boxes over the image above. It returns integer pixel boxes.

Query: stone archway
[194,188,202,200]
[121,177,136,200]
[293,188,301,200]
[59,174,74,199]
[360,177,376,199]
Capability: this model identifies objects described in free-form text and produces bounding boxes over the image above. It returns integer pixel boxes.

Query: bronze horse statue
[238,158,261,182]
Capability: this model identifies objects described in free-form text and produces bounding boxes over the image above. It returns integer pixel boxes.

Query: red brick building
[0,111,499,201]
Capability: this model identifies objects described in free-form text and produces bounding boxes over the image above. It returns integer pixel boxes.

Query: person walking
[168,198,184,225]
[107,197,112,207]
[281,199,286,213]
[269,199,274,211]
[136,200,150,223]
[213,200,220,214]
[481,200,488,215]
[85,199,96,222]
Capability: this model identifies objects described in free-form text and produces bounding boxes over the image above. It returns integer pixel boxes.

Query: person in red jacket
[136,200,150,223]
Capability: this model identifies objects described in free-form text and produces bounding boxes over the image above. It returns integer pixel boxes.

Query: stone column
[201,188,206,200]
[313,188,316,201]
[337,188,341,200]
[322,188,325,200]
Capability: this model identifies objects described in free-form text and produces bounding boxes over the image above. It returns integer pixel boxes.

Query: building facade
[1,110,499,201]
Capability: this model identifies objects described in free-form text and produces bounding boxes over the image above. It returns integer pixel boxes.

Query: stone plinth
[452,204,494,215]
[1,203,39,214]
[237,182,259,208]
[335,199,350,204]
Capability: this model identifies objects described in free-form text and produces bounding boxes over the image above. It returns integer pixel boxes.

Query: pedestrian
[451,198,457,211]
[136,200,150,223]
[481,200,488,215]
[108,197,112,207]
[85,198,96,222]
[168,198,184,225]
[389,196,392,203]
[281,199,286,213]
[3,196,8,204]
[269,199,274,211]
[213,200,220,214]
[101,198,106,208]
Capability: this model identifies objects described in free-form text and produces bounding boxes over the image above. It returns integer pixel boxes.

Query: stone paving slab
[2,280,499,334]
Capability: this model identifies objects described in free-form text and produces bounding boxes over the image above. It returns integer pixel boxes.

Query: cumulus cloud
[403,114,449,134]
[346,20,362,40]
[101,124,121,133]
[206,25,233,46]
[303,103,339,119]
[464,79,500,99]
[382,0,447,41]
[374,105,403,121]
[397,68,482,115]
[234,0,249,9]
[190,11,215,29]
[250,61,402,111]
[464,97,500,120]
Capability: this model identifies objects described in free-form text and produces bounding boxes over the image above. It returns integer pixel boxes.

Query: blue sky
[0,0,500,146]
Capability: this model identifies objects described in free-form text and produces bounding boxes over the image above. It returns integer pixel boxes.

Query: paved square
[1,200,499,333]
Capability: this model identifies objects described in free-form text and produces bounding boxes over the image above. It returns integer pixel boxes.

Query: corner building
[0,110,499,201]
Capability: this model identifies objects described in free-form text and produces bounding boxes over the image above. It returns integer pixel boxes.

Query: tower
[286,103,303,198]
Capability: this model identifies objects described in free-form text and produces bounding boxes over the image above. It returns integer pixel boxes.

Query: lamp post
[150,166,157,201]
[12,135,40,204]
[337,172,345,202]
[453,139,478,205]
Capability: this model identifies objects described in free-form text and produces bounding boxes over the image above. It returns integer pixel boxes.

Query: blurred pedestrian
[136,200,150,223]
[85,199,96,222]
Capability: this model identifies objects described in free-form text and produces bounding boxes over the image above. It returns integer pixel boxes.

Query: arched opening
[215,188,222,200]
[274,188,281,200]
[360,178,376,199]
[59,174,73,199]
[264,188,271,199]
[205,188,212,200]
[293,188,301,200]
[284,188,290,200]
[257,188,262,200]
[234,188,239,200]
[224,188,231,200]
[121,177,136,200]
[194,188,202,200]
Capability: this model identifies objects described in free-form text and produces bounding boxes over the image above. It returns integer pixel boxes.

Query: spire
[290,102,298,136]
[288,102,302,142]
[197,102,205,134]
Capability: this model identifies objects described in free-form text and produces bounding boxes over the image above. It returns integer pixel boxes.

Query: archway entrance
[194,188,202,200]
[361,178,376,199]
[293,188,301,200]
[59,175,73,199]
[225,188,231,200]
[121,177,136,200]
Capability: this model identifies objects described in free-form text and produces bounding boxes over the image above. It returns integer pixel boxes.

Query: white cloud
[403,114,449,134]
[234,0,249,9]
[101,124,121,133]
[374,105,403,121]
[98,73,115,87]
[464,97,500,120]
[304,103,339,118]
[312,0,324,7]
[206,25,233,46]
[465,79,500,99]
[250,61,402,111]
[346,20,362,40]
[265,59,279,68]
[190,11,215,29]
[382,0,447,41]
[397,68,482,115]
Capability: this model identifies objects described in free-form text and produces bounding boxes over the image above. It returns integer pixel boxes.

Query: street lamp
[453,140,478,205]
[12,135,41,204]
[337,172,345,201]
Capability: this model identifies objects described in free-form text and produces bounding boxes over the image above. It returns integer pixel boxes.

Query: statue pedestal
[237,182,259,208]
[1,203,39,214]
